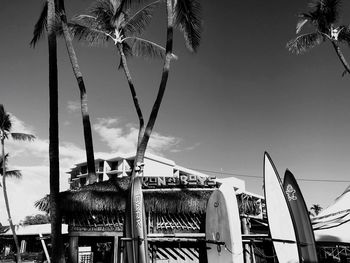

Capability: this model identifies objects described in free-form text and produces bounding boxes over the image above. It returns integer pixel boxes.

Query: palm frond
[30,1,48,47]
[174,0,202,52]
[123,0,161,36]
[126,37,177,60]
[0,154,21,179]
[308,0,341,30]
[4,170,22,179]
[0,153,9,168]
[69,22,109,46]
[338,25,350,45]
[0,105,11,133]
[287,32,325,54]
[88,0,115,30]
[239,193,261,216]
[72,14,110,33]
[30,3,62,46]
[296,18,309,34]
[34,195,50,212]
[10,133,35,142]
[116,0,147,14]
[322,0,341,25]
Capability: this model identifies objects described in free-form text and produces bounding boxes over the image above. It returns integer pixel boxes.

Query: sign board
[142,175,217,188]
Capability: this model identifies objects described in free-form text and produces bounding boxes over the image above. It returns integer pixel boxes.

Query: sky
[1,0,350,224]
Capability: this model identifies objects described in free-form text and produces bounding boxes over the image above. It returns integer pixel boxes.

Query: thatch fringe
[144,190,211,214]
[35,179,260,217]
[35,179,211,215]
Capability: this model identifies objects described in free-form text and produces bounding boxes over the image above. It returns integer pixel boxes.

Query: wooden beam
[148,233,205,238]
[142,188,215,192]
[69,231,122,237]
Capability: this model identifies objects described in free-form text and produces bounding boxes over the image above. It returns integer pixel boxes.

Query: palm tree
[70,0,201,261]
[0,154,22,263]
[127,1,201,262]
[69,0,170,145]
[31,0,97,185]
[0,105,35,263]
[0,154,23,263]
[46,1,66,262]
[310,204,323,216]
[69,2,169,261]
[287,0,350,75]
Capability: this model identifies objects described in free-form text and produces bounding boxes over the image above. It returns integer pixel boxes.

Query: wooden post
[151,244,157,263]
[113,236,119,263]
[68,236,78,263]
[117,236,122,263]
[241,216,251,263]
[251,241,256,263]
[39,233,51,263]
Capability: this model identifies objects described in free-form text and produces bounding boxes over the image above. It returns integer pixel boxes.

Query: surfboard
[283,169,318,263]
[129,175,149,263]
[263,152,300,263]
[205,183,244,263]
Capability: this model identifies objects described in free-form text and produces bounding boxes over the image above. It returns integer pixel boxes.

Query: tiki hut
[34,154,263,263]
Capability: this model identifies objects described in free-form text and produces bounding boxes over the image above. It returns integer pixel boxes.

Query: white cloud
[9,114,35,134]
[0,114,192,224]
[67,101,80,113]
[170,142,201,153]
[0,114,86,224]
[0,165,51,224]
[93,117,180,155]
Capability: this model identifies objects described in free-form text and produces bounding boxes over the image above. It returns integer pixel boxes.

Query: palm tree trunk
[2,139,21,263]
[136,0,174,160]
[125,2,175,262]
[117,43,146,263]
[331,41,350,74]
[117,43,145,147]
[59,0,97,184]
[48,0,65,262]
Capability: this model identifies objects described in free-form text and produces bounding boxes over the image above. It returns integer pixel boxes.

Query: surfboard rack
[203,239,226,246]
[119,237,144,245]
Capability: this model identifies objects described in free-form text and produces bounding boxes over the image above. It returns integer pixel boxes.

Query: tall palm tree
[69,0,169,145]
[70,0,201,261]
[46,0,66,262]
[69,3,169,261]
[0,154,22,263]
[0,154,23,263]
[127,1,201,262]
[287,0,350,75]
[31,0,97,184]
[0,105,35,263]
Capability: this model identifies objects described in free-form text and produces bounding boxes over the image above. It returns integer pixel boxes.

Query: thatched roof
[35,178,212,216]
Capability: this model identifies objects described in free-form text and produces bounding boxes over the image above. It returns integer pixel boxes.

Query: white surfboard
[264,152,300,263]
[130,176,149,263]
[206,184,244,263]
